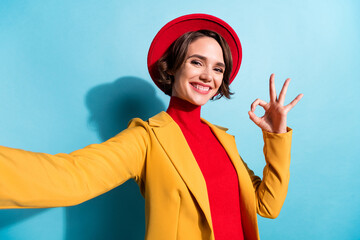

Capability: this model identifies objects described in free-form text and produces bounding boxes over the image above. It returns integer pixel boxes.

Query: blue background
[1,0,359,239]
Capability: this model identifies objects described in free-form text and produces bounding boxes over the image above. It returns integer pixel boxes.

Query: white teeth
[194,84,210,91]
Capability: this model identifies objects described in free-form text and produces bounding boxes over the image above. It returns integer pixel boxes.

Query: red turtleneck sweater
[167,97,244,240]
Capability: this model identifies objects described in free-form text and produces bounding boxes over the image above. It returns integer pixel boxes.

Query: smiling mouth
[190,83,211,93]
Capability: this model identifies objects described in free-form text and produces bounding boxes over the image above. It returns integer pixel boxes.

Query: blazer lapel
[149,112,214,231]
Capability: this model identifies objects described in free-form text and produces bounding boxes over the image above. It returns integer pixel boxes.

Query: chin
[188,96,212,106]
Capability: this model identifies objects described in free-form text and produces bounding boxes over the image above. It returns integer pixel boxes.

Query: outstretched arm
[0,119,148,209]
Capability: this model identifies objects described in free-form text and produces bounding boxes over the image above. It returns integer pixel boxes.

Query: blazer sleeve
[242,128,292,219]
[0,118,149,209]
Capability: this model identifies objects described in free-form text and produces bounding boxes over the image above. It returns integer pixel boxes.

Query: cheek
[215,78,223,90]
[172,73,188,96]
[174,68,191,88]
[173,76,186,91]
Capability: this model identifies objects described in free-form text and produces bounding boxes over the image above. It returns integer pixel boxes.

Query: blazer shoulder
[147,111,175,128]
[212,124,229,132]
[201,118,229,132]
[127,111,173,129]
[128,111,229,133]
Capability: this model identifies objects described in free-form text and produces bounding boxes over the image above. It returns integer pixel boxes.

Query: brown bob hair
[156,30,233,99]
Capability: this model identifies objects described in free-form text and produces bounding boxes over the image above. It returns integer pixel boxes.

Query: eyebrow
[187,54,225,68]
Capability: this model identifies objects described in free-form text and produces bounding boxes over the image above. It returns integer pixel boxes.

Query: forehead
[187,36,224,61]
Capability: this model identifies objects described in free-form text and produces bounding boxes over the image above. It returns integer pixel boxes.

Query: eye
[214,67,224,73]
[190,60,202,66]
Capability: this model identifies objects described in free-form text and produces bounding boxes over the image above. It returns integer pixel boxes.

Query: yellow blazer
[0,111,292,240]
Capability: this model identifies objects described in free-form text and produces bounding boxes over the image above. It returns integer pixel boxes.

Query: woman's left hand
[248,73,303,133]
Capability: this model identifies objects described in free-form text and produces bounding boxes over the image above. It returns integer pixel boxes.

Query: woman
[0,14,302,239]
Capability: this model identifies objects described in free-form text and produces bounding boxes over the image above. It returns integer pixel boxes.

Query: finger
[278,78,291,105]
[285,93,304,111]
[250,98,268,112]
[269,73,277,102]
[248,111,262,126]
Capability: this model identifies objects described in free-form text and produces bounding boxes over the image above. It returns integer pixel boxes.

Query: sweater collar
[166,96,202,128]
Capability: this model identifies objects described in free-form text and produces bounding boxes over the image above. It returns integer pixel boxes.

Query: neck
[166,96,202,127]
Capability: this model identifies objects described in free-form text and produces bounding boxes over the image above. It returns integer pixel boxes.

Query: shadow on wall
[65,76,166,240]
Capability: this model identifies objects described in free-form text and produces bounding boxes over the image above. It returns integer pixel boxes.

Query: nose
[199,67,213,82]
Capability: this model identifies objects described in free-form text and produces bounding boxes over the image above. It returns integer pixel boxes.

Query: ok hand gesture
[248,74,303,133]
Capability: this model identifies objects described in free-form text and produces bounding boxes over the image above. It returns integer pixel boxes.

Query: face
[172,36,225,106]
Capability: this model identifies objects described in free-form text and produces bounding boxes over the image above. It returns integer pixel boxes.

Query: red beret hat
[147,13,242,91]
